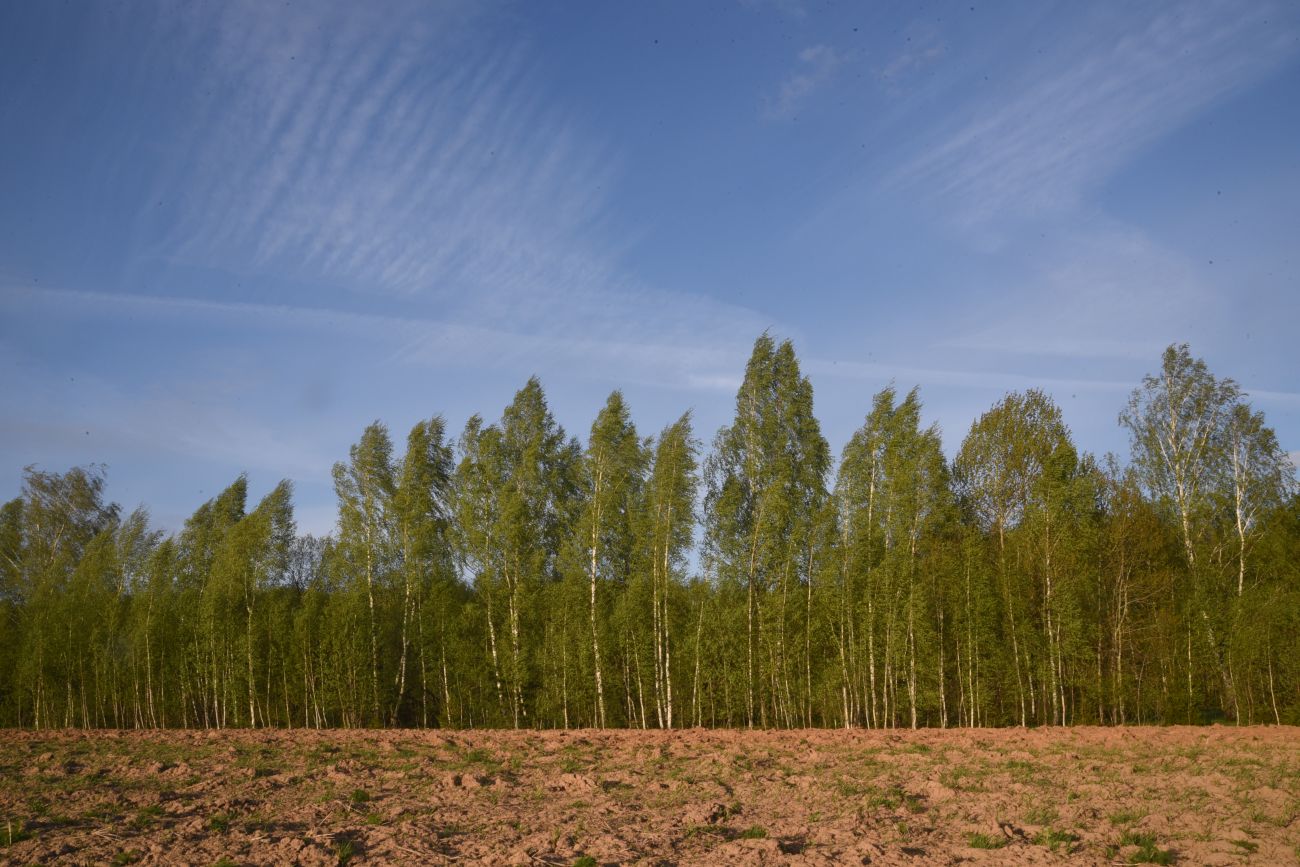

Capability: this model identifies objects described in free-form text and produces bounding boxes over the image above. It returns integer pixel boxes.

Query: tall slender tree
[634,412,697,729]
[570,392,645,728]
[454,379,578,727]
[705,335,829,727]
[333,423,397,726]
[2,338,1298,731]
[1122,344,1298,720]
[954,390,1073,726]
[392,417,456,725]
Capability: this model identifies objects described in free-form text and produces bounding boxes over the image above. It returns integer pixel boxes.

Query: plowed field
[2,726,1298,865]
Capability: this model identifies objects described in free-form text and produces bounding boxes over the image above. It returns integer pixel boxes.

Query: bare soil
[1,726,1297,865]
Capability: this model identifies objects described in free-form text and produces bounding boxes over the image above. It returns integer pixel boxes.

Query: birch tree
[1121,344,1243,718]
[392,417,455,725]
[571,392,645,728]
[954,390,1072,725]
[637,412,697,728]
[333,423,397,726]
[454,379,578,726]
[705,335,828,727]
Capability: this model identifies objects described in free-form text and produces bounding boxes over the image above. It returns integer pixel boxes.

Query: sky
[2,0,1298,535]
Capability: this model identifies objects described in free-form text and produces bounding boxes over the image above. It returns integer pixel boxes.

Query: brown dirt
[1,726,1298,865]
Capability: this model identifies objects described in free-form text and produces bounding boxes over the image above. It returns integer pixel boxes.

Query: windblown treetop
[1,339,1296,730]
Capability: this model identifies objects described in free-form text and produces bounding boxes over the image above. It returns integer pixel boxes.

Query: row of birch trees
[1,337,1296,729]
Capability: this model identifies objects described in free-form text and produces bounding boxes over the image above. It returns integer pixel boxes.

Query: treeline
[2,338,1297,730]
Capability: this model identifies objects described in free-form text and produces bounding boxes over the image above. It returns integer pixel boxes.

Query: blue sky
[2,0,1298,534]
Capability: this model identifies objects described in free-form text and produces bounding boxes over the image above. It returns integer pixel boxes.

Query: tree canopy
[2,339,1296,729]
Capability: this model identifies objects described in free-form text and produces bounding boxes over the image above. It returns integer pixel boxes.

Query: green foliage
[130,804,164,828]
[1025,803,1059,826]
[1034,828,1079,852]
[1109,809,1145,826]
[0,339,1296,731]
[966,832,1006,849]
[2,818,32,847]
[704,334,830,727]
[1121,830,1175,864]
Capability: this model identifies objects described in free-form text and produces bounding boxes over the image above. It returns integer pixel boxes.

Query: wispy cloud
[0,340,335,479]
[83,2,778,387]
[805,356,1135,397]
[147,0,621,310]
[763,45,842,119]
[942,222,1223,361]
[2,284,766,394]
[877,22,945,91]
[895,1,1299,224]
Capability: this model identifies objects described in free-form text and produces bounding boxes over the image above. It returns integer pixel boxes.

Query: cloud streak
[876,22,945,90]
[805,356,1136,397]
[0,339,335,480]
[764,45,842,119]
[151,0,621,311]
[2,283,767,394]
[941,221,1224,361]
[62,1,780,392]
[896,1,1299,224]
